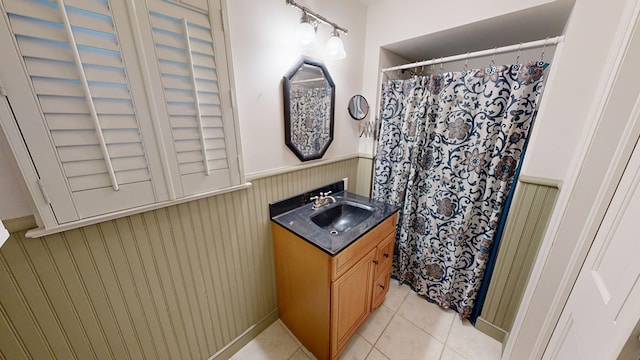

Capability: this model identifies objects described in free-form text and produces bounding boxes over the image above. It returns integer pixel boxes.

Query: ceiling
[380,1,575,61]
[359,0,383,5]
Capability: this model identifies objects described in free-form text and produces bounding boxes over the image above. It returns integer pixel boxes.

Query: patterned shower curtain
[372,61,548,318]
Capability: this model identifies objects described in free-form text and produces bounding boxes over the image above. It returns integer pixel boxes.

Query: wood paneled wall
[0,157,359,360]
[355,155,373,197]
[476,176,561,343]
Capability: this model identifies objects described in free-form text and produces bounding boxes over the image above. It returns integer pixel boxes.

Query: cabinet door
[331,248,376,357]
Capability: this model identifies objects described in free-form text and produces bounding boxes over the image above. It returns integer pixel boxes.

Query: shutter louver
[0,0,243,232]
[147,1,237,195]
[3,0,157,220]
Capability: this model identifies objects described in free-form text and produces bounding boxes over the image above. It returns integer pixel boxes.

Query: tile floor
[231,279,502,360]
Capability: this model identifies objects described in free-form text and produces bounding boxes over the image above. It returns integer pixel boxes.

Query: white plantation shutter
[143,0,240,196]
[0,0,243,232]
[0,0,164,223]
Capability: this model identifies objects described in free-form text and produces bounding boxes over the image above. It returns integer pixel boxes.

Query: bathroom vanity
[270,186,398,360]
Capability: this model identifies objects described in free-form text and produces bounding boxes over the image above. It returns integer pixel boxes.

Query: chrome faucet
[310,191,336,209]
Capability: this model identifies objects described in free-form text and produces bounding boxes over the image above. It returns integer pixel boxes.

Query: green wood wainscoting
[0,157,359,360]
[0,156,559,359]
[475,175,561,344]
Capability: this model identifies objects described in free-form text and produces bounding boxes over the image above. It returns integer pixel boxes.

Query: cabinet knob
[383,253,389,258]
[379,284,385,290]
[373,260,379,265]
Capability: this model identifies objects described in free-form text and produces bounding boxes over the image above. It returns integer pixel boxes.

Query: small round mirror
[347,95,369,120]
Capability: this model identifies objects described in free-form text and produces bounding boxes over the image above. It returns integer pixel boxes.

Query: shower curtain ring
[537,37,549,67]
[540,37,548,61]
[464,52,469,72]
[490,47,497,68]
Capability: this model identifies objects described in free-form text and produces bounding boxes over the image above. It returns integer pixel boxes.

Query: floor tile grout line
[443,311,456,348]
[367,305,396,346]
[346,329,375,360]
[439,313,457,360]
[361,338,375,360]
[394,292,457,345]
[275,320,311,360]
[385,283,453,360]
[398,286,470,360]
[288,345,313,360]
[438,296,465,360]
[445,346,469,360]
[370,281,411,357]
[239,281,495,360]
[392,308,447,360]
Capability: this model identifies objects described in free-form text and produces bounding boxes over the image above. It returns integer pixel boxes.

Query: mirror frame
[282,56,335,162]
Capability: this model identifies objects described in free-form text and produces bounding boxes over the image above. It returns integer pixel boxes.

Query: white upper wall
[226,0,367,176]
[358,0,557,154]
[0,128,32,219]
[520,0,628,178]
[359,0,628,182]
[359,0,556,150]
[2,0,626,219]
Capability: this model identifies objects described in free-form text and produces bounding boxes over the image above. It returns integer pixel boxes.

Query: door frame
[503,0,640,358]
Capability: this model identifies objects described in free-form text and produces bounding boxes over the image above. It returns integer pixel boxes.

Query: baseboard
[476,316,507,344]
[208,309,279,360]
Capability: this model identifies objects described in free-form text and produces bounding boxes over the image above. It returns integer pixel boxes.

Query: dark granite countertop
[270,190,399,256]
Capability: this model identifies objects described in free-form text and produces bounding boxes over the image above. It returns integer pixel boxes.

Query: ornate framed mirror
[282,57,335,162]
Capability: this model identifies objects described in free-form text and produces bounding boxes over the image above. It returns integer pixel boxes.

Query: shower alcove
[367,0,573,342]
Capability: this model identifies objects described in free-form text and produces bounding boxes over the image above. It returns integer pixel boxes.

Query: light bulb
[326,30,346,60]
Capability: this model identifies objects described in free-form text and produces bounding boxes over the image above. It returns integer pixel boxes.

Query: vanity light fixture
[297,11,317,49]
[286,0,348,59]
[326,29,346,60]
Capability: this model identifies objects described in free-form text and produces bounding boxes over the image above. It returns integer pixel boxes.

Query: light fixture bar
[285,0,348,34]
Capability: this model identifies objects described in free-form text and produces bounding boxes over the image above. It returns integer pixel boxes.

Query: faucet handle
[321,191,332,197]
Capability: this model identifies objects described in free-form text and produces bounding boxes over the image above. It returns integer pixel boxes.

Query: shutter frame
[0,6,77,224]
[137,0,242,196]
[0,0,163,225]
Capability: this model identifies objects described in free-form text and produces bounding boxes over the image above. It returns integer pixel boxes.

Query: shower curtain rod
[381,35,565,73]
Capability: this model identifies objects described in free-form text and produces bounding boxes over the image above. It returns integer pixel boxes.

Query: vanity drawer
[332,213,397,280]
[376,233,394,272]
[372,266,392,309]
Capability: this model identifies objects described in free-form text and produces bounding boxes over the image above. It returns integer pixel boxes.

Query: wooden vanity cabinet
[272,213,397,360]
